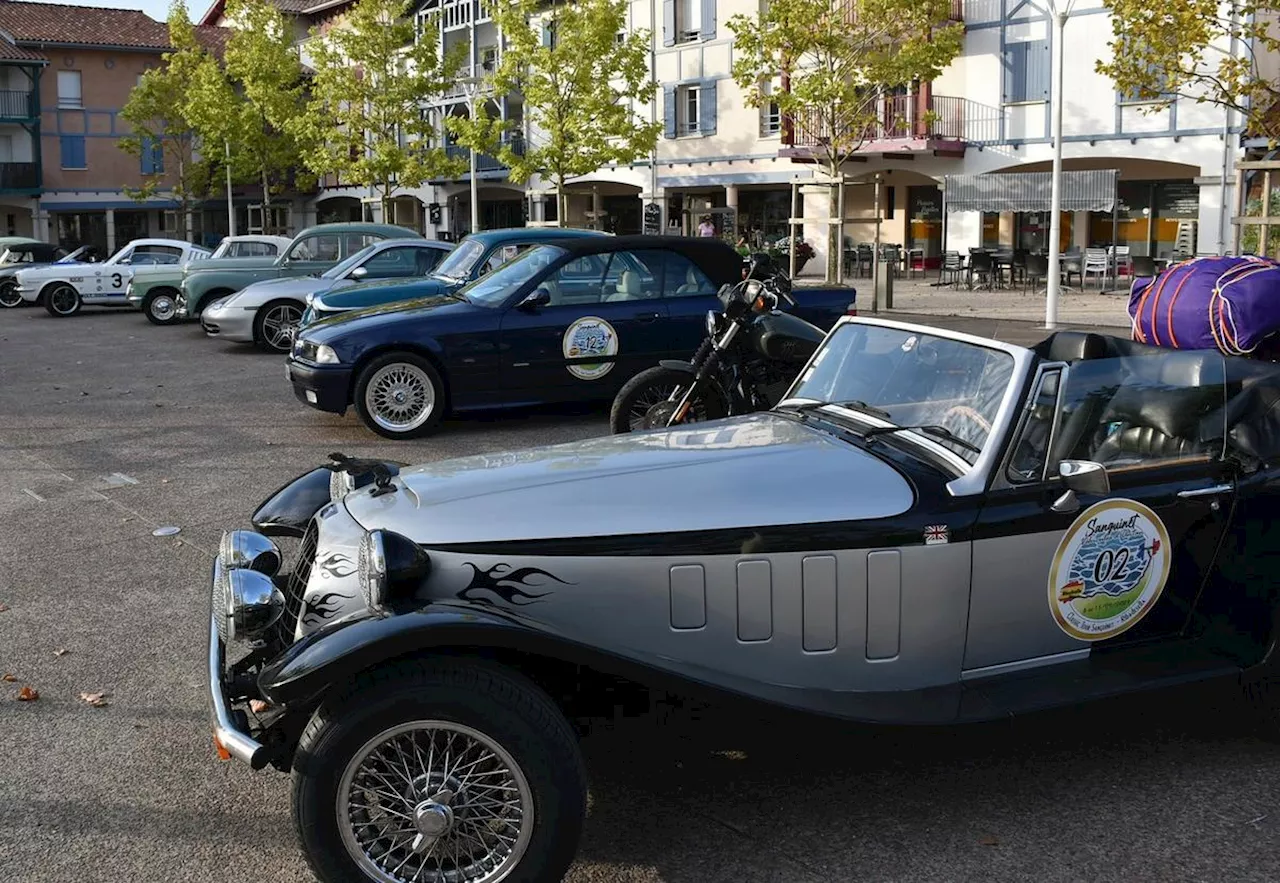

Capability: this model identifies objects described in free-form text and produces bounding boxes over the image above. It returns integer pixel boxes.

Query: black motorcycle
[609,253,828,433]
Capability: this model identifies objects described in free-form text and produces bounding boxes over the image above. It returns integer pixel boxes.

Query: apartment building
[0,2,240,254]
[238,0,1247,269]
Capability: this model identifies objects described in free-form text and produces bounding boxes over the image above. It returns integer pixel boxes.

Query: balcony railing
[0,90,36,120]
[445,135,525,173]
[787,94,997,150]
[0,162,39,191]
[837,0,963,23]
[436,0,491,30]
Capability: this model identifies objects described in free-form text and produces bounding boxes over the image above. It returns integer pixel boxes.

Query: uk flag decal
[924,524,950,545]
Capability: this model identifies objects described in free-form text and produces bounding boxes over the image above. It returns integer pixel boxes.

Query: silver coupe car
[207,315,1280,882]
[199,238,454,352]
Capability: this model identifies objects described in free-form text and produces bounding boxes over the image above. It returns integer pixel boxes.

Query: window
[343,233,381,256]
[60,135,86,169]
[760,81,781,136]
[680,86,698,135]
[130,245,184,265]
[480,46,498,73]
[140,136,164,175]
[57,71,82,108]
[359,246,425,279]
[539,250,662,306]
[287,234,341,262]
[1044,353,1226,474]
[480,243,534,276]
[231,241,279,257]
[1002,39,1049,104]
[663,0,716,46]
[1007,369,1061,483]
[1118,64,1175,105]
[661,252,718,297]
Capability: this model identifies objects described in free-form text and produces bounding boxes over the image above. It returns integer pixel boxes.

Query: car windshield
[321,243,381,279]
[432,238,485,280]
[782,322,1016,466]
[458,245,569,307]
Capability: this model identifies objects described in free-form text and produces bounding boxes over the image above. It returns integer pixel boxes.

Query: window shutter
[541,22,552,48]
[663,85,677,138]
[60,135,85,169]
[699,79,717,135]
[663,0,676,47]
[1029,39,1049,101]
[1002,42,1025,103]
[701,0,716,39]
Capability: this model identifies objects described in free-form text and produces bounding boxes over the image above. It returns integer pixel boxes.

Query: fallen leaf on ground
[978,836,999,847]
[78,691,109,708]
[250,699,270,714]
[2,673,16,682]
[16,686,38,701]
[54,649,70,657]
[0,603,9,612]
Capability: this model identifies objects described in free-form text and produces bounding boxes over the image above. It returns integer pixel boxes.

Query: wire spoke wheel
[630,382,711,430]
[367,363,436,432]
[337,720,534,883]
[260,303,302,351]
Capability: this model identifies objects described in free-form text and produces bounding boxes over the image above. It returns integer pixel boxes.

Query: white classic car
[16,237,211,317]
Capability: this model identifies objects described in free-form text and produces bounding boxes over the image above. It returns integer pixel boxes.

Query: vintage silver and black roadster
[209,316,1280,883]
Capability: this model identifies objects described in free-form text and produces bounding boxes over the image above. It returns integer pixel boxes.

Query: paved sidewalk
[802,275,1135,331]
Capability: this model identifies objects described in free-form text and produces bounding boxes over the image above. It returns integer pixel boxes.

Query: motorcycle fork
[667,323,739,425]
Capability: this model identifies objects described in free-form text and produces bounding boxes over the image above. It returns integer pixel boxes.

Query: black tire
[142,288,181,326]
[609,365,729,434]
[291,658,587,883]
[254,299,304,352]
[0,279,21,308]
[353,351,447,440]
[43,283,81,317]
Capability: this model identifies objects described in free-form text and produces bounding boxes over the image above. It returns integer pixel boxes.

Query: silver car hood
[238,275,344,301]
[342,413,915,545]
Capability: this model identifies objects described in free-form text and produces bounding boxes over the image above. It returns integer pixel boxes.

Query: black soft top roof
[547,234,745,284]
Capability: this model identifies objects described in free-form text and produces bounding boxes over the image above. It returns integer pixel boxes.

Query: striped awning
[943,170,1119,213]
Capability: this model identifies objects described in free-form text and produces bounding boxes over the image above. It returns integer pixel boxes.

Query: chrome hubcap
[150,296,175,321]
[367,363,435,432]
[337,720,534,883]
[261,304,301,350]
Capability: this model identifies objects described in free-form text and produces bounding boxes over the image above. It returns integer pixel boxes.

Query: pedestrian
[697,215,716,237]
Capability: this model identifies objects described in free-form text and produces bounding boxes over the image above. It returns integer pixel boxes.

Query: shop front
[1087,180,1200,258]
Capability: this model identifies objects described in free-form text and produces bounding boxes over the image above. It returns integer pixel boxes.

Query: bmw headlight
[357,529,430,608]
[293,337,340,364]
[314,344,340,364]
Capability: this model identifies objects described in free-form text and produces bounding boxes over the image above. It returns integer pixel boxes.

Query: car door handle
[633,311,661,323]
[1177,483,1233,499]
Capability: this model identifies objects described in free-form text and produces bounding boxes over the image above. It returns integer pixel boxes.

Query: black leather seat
[1090,353,1224,463]
[1035,331,1110,363]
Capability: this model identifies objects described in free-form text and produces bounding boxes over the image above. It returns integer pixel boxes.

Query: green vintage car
[175,223,421,322]
[127,234,292,325]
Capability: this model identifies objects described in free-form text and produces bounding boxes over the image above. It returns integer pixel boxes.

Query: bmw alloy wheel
[259,303,303,352]
[0,279,20,308]
[366,363,436,433]
[336,720,535,883]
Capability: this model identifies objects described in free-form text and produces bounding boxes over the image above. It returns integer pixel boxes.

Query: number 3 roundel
[1047,498,1172,641]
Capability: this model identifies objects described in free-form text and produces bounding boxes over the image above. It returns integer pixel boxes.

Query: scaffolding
[1231,159,1280,257]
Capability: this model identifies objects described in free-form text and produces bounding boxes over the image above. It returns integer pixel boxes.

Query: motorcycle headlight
[705,309,718,336]
[357,529,431,608]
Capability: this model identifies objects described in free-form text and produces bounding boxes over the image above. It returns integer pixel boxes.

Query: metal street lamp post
[458,76,484,236]
[1045,1,1074,330]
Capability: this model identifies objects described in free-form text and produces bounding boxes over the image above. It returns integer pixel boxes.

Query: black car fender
[251,459,406,538]
[345,339,451,396]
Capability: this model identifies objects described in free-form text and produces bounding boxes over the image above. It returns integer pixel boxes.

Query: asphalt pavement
[1,304,1278,883]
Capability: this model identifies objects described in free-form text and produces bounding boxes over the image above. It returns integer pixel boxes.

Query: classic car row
[209,312,1280,883]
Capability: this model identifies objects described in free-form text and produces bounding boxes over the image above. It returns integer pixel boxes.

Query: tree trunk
[177,153,190,242]
[555,177,566,229]
[261,166,272,232]
[827,179,840,284]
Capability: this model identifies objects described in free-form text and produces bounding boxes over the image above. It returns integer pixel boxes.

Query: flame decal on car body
[302,590,355,626]
[457,563,573,606]
[316,551,358,579]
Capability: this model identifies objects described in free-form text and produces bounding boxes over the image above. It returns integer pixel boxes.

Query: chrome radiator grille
[278,521,318,641]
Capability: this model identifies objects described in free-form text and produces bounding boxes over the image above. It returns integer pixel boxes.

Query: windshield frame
[455,244,571,307]
[431,237,485,281]
[776,317,1035,495]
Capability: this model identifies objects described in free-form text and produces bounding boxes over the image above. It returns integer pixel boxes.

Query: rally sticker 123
[1047,498,1172,642]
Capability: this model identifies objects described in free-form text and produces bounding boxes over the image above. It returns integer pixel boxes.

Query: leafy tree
[446,0,662,224]
[1098,0,1277,143]
[291,0,467,219]
[727,0,964,279]
[118,0,217,240]
[184,0,311,225]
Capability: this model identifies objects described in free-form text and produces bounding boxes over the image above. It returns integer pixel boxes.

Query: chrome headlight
[225,569,286,642]
[219,529,283,575]
[293,337,340,364]
[357,529,430,608]
[705,309,718,336]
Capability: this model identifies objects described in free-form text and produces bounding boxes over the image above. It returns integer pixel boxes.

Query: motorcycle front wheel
[609,366,729,434]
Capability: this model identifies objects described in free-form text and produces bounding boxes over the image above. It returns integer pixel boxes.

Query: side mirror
[518,288,551,310]
[350,265,368,279]
[1058,460,1110,495]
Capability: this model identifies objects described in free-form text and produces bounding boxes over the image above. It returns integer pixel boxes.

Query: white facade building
[299,0,1246,271]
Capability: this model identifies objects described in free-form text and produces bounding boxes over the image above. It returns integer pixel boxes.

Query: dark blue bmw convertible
[286,234,858,439]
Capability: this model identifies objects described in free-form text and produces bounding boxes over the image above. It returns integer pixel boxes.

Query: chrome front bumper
[208,560,269,768]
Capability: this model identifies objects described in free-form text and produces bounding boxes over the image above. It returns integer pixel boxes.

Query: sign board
[643,202,661,235]
[1156,182,1200,219]
[908,186,942,220]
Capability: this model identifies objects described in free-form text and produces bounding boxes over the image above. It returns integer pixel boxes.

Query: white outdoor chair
[1083,248,1109,288]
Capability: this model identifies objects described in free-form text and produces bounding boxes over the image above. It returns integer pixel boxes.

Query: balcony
[445,135,525,174]
[0,162,39,192]
[0,89,37,121]
[435,0,492,31]
[779,94,994,162]
[836,0,963,24]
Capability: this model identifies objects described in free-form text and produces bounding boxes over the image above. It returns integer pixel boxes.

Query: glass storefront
[1088,180,1199,257]
[738,189,793,244]
[906,185,942,265]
